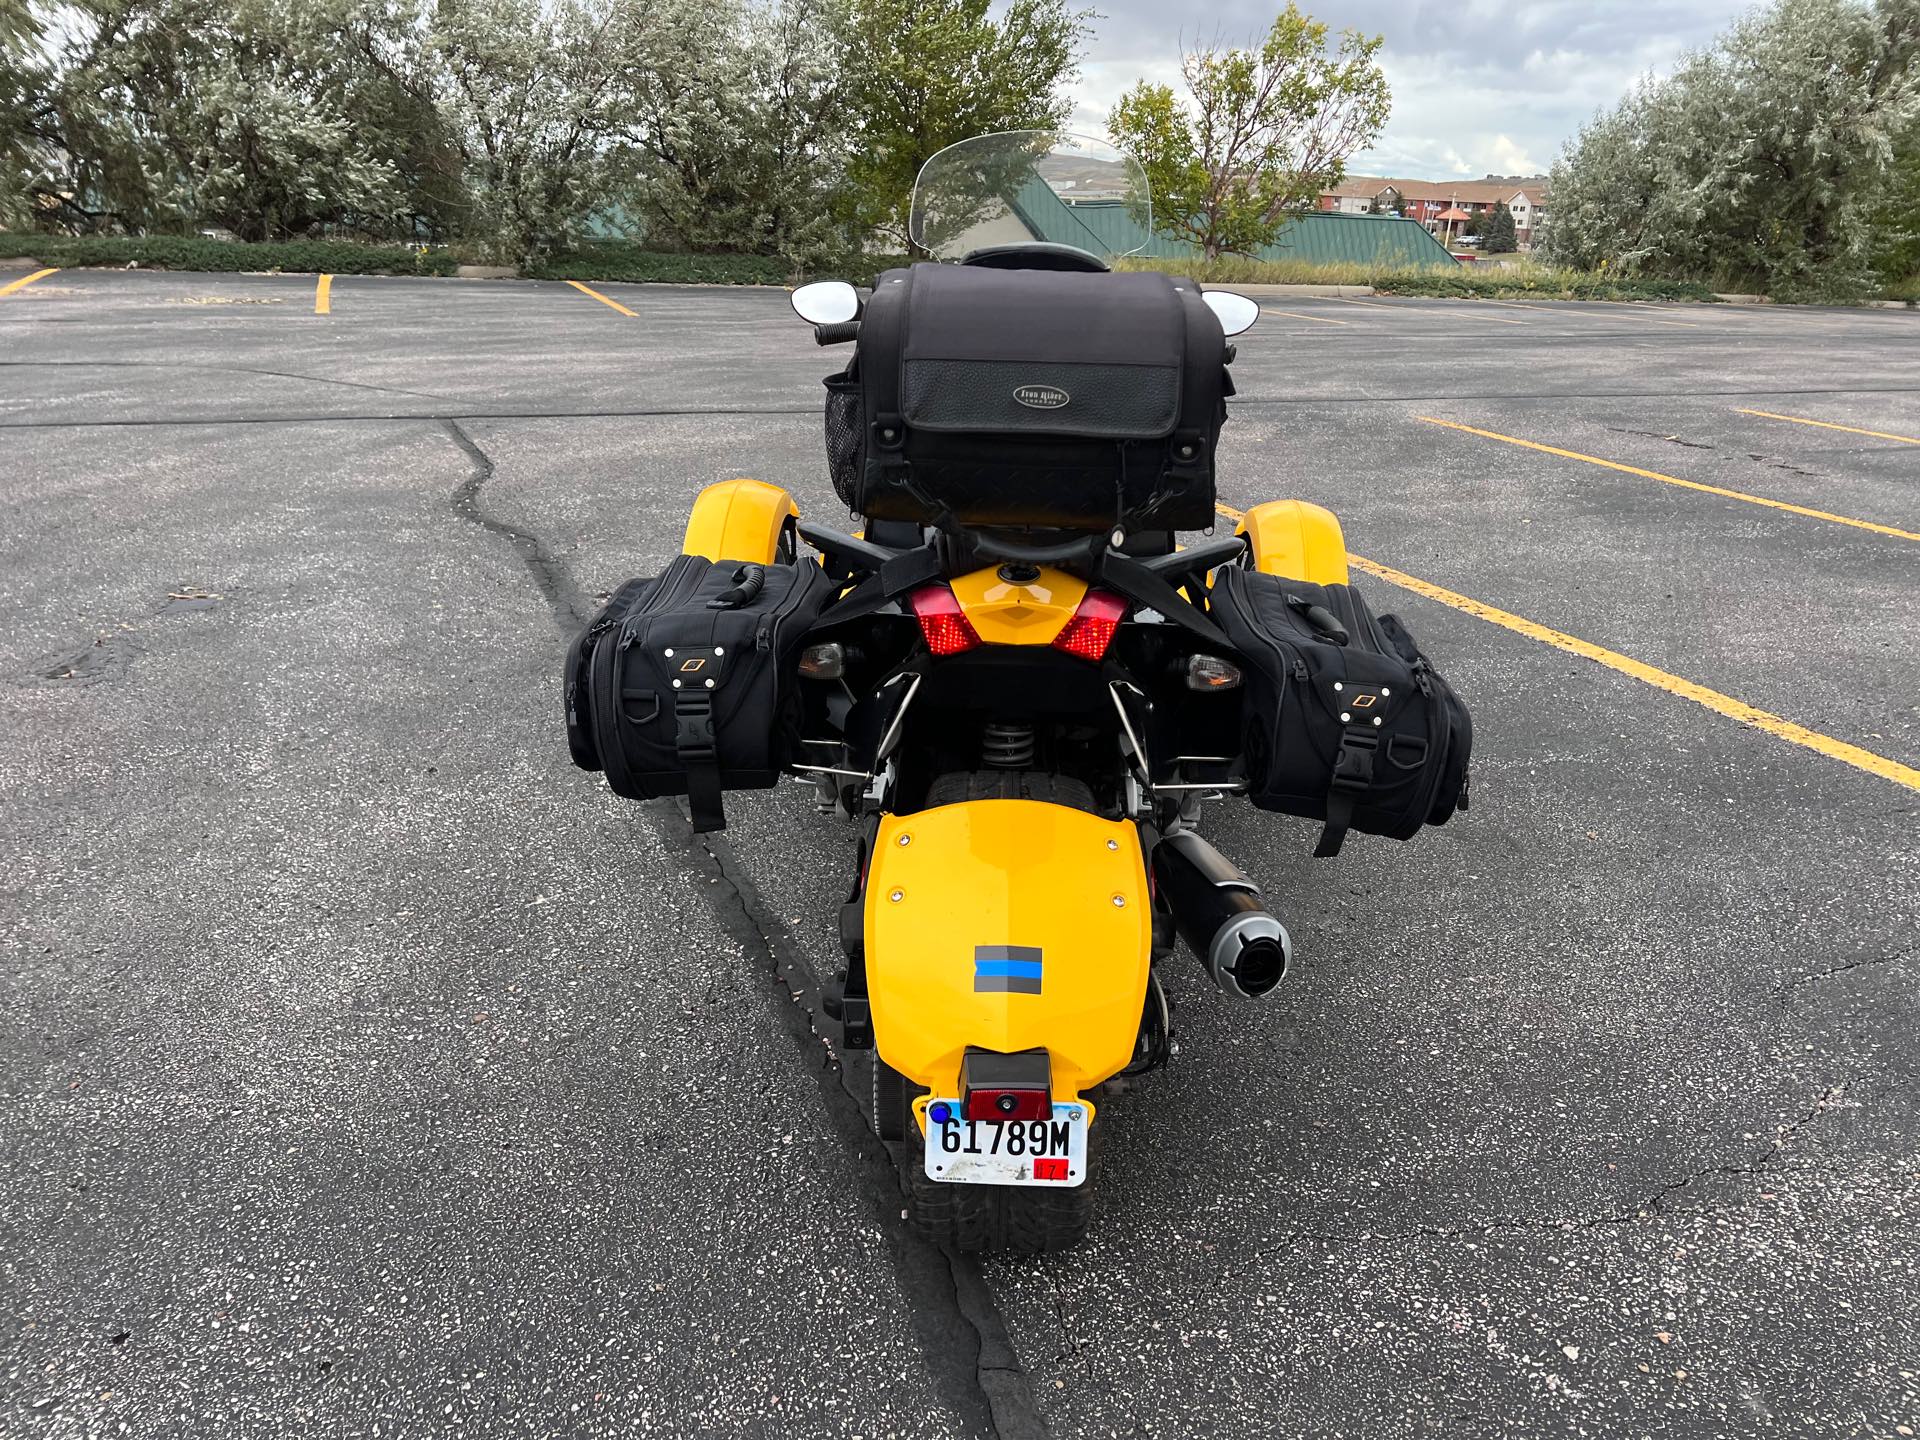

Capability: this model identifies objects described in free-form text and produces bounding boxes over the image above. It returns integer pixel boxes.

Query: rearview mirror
[791,280,859,325]
[1202,290,1260,337]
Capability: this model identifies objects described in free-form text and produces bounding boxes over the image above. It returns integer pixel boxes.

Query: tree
[836,0,1092,240]
[1106,6,1391,260]
[1542,0,1919,298]
[1481,200,1517,253]
[617,0,853,263]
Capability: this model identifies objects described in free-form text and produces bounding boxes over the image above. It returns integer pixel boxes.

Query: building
[1319,175,1549,247]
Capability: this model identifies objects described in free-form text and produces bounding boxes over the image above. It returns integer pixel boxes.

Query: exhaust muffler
[1151,831,1291,1000]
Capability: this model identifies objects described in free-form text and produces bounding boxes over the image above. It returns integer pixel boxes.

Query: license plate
[922,1100,1089,1188]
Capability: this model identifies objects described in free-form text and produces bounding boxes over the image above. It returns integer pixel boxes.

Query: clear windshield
[908,130,1151,263]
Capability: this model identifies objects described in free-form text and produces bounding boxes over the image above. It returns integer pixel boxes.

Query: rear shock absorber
[981,720,1035,768]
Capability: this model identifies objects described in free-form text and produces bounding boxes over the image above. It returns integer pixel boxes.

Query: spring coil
[982,721,1035,769]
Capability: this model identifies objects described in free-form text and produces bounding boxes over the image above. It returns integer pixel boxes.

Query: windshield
[908,130,1151,264]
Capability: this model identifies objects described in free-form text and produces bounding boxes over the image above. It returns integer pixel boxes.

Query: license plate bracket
[922,1100,1089,1188]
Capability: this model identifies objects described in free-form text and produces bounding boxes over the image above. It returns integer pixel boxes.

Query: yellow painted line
[1328,295,1527,325]
[1416,415,1920,542]
[1261,307,1353,327]
[1736,408,1920,447]
[566,279,637,317]
[314,273,332,315]
[1211,501,1920,794]
[0,267,58,298]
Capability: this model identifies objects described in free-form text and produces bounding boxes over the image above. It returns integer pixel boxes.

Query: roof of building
[1325,175,1549,206]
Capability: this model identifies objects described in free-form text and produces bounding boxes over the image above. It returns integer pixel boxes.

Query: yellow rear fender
[681,478,799,565]
[1236,499,1350,584]
[864,799,1150,1124]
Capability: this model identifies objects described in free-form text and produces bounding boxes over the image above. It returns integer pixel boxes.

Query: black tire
[924,769,1097,812]
[872,1054,916,1142]
[901,1130,1099,1254]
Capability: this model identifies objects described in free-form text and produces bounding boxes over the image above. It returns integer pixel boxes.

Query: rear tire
[901,1129,1099,1254]
[924,769,1097,812]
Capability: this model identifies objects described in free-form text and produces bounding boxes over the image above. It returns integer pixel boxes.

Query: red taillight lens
[963,1088,1052,1122]
[909,585,981,656]
[1051,589,1128,662]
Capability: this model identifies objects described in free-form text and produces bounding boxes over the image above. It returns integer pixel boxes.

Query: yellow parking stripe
[315,273,332,315]
[0,267,58,298]
[1212,501,1919,793]
[1736,408,1920,447]
[1416,415,1920,542]
[1261,307,1353,327]
[566,280,637,317]
[1329,295,1528,325]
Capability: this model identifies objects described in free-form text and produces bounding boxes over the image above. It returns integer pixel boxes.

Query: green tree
[1106,5,1391,259]
[836,0,1092,240]
[1481,200,1517,253]
[1543,0,1919,298]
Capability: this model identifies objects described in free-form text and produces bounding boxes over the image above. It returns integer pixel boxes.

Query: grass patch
[527,244,795,286]
[1117,254,1720,303]
[1882,273,1920,304]
[0,234,455,276]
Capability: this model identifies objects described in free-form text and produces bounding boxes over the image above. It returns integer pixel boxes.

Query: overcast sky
[1066,1,1756,180]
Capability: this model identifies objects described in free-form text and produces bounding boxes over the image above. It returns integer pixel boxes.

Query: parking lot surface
[2,268,1916,1439]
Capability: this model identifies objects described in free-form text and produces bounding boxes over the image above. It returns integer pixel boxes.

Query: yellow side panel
[681,478,799,564]
[948,565,1087,645]
[1236,499,1351,585]
[865,800,1150,1104]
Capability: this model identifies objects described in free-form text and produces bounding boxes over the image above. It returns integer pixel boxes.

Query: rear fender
[1236,499,1350,584]
[681,478,799,564]
[864,799,1151,1123]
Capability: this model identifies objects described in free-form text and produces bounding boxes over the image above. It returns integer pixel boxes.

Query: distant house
[1319,175,1549,248]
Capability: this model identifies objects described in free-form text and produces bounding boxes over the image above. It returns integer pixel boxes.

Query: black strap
[674,692,726,832]
[814,545,945,627]
[1097,548,1232,648]
[1314,729,1379,858]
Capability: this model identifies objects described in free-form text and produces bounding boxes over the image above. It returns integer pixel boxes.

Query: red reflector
[1051,589,1127,661]
[909,585,981,656]
[963,1088,1051,1123]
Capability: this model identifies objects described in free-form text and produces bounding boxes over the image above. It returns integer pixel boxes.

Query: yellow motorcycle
[567,132,1470,1252]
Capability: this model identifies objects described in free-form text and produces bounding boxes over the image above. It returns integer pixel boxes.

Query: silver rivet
[897,833,911,846]
[1333,681,1344,691]
[715,646,724,657]
[1106,839,1119,851]
[1381,686,1391,697]
[1111,894,1126,908]
[704,678,715,689]
[1372,716,1383,727]
[888,889,904,903]
[673,679,683,689]
[664,648,674,658]
[1340,711,1351,722]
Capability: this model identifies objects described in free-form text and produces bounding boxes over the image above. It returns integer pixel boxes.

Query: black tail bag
[827,264,1229,532]
[1210,567,1471,856]
[564,554,835,831]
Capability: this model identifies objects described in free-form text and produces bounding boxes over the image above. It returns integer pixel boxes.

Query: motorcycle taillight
[960,1048,1053,1122]
[1051,589,1127,662]
[909,585,981,656]
[962,1088,1052,1123]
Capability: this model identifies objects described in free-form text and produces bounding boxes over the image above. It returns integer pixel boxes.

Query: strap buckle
[674,692,717,762]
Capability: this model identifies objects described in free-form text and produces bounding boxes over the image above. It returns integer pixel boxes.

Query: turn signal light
[798,642,846,679]
[908,585,981,656]
[962,1088,1052,1123]
[1051,589,1127,662]
[1185,653,1243,690]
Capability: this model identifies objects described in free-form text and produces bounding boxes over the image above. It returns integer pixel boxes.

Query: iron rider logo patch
[974,945,1043,994]
[1012,384,1070,411]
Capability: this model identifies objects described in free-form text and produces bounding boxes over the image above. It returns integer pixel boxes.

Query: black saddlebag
[564,554,835,831]
[826,264,1229,531]
[1210,567,1472,856]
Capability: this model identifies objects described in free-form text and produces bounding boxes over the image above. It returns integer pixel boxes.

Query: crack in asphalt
[443,429,1044,1436]
[1772,949,1911,998]
[659,809,1047,1440]
[0,357,466,405]
[443,419,590,630]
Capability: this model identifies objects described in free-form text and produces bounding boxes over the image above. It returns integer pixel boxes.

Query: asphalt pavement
[2,267,1916,1439]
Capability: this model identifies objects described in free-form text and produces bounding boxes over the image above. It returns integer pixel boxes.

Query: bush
[1117,254,1719,302]
[526,244,795,286]
[0,234,456,275]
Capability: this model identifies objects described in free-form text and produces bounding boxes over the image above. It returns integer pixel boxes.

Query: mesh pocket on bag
[823,371,864,509]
